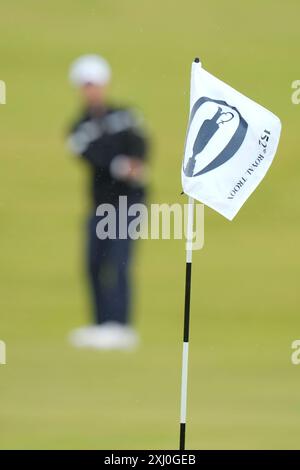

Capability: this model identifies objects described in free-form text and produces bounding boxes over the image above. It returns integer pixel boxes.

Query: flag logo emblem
[183,97,248,177]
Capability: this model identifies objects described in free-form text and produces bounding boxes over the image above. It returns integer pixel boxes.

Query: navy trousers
[86,212,133,325]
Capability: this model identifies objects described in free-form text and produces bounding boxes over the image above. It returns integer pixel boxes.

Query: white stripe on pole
[180,341,189,423]
[186,197,194,262]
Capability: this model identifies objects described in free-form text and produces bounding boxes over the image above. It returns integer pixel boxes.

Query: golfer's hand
[110,155,146,183]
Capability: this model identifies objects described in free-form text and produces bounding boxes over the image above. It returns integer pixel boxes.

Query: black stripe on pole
[183,262,192,342]
[179,423,186,451]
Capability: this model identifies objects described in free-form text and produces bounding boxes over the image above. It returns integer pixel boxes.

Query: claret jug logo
[183,97,248,177]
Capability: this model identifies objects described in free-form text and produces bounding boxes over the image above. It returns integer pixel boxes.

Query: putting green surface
[1,0,300,449]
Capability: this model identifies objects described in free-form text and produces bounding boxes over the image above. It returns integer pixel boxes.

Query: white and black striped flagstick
[179,195,195,450]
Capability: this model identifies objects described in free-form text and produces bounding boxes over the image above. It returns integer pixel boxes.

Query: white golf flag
[182,59,281,220]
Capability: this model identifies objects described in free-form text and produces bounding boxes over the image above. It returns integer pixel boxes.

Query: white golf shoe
[68,322,139,350]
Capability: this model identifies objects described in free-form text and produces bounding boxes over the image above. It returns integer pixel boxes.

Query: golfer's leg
[86,215,105,324]
[109,237,133,324]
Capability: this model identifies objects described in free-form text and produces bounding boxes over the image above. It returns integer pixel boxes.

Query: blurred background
[1,0,300,449]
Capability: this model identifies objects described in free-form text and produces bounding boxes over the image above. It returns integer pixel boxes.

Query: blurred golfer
[67,55,148,350]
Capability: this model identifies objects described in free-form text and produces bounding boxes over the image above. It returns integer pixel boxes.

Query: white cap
[69,54,111,87]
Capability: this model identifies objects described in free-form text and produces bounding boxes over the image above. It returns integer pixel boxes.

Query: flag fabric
[182,60,282,220]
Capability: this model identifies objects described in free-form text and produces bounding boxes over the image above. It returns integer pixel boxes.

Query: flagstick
[179,196,194,450]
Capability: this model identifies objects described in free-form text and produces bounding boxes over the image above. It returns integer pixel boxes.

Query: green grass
[0,0,300,449]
